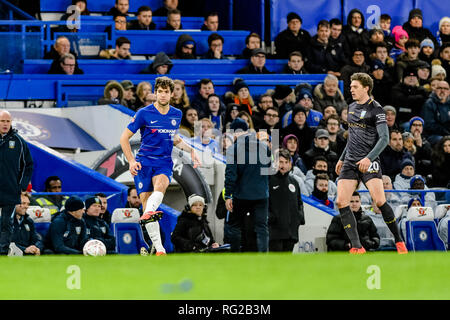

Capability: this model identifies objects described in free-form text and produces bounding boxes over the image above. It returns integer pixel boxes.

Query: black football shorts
[339,159,383,184]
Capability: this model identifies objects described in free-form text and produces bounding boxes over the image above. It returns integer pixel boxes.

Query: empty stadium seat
[404,206,446,251]
[111,208,149,254]
[27,206,51,239]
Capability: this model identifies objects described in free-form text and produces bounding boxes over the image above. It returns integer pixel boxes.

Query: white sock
[145,221,166,253]
[145,191,164,213]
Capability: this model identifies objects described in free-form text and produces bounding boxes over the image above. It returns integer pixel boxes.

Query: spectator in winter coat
[171,195,219,253]
[274,12,311,59]
[83,197,116,253]
[303,129,339,180]
[45,196,88,255]
[11,193,43,256]
[370,59,394,106]
[380,129,414,181]
[202,33,227,60]
[408,116,433,176]
[304,156,337,200]
[393,158,416,192]
[127,6,156,30]
[99,37,131,60]
[268,149,304,252]
[282,51,309,74]
[282,134,307,174]
[140,52,173,74]
[172,34,197,59]
[342,9,370,57]
[162,9,182,30]
[106,0,129,17]
[421,80,450,145]
[239,33,261,60]
[402,9,438,48]
[395,39,424,82]
[306,20,347,75]
[95,193,111,226]
[391,66,429,125]
[236,48,272,74]
[339,48,370,101]
[430,136,450,188]
[313,74,348,115]
[98,80,126,105]
[326,191,380,251]
[281,105,315,157]
[390,25,409,61]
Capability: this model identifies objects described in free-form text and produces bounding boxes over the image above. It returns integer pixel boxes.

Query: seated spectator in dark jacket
[326,191,380,251]
[269,149,304,252]
[313,74,347,114]
[370,42,396,80]
[171,195,219,253]
[380,129,414,181]
[274,11,311,59]
[370,59,394,106]
[83,197,116,253]
[307,20,347,75]
[342,8,370,56]
[173,34,197,59]
[106,0,129,17]
[153,0,178,17]
[367,28,389,55]
[252,93,274,130]
[11,193,43,256]
[328,18,350,71]
[282,51,308,74]
[236,48,272,74]
[303,129,339,180]
[43,36,72,60]
[99,36,131,60]
[383,105,402,132]
[98,80,125,105]
[402,9,438,48]
[128,6,156,30]
[281,105,315,157]
[309,173,335,209]
[45,196,88,254]
[140,52,173,74]
[162,9,182,30]
[202,33,227,59]
[438,42,450,82]
[201,11,219,31]
[391,66,429,125]
[48,53,84,75]
[190,78,217,118]
[58,0,90,32]
[239,33,261,60]
[120,80,136,110]
[407,116,433,176]
[430,136,450,188]
[395,39,424,82]
[421,80,450,145]
[113,13,127,31]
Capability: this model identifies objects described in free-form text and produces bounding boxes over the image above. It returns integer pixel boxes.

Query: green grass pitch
[1,252,449,300]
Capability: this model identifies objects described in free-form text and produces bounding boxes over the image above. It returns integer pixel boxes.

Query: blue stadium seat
[26,206,52,239]
[404,207,446,251]
[111,208,149,254]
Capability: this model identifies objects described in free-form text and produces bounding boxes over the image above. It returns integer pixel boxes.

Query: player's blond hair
[154,76,175,93]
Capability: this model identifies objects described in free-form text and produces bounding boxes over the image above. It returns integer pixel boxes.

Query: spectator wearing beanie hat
[390,26,409,61]
[437,42,450,82]
[408,115,433,176]
[402,8,438,47]
[431,63,447,81]
[274,11,311,59]
[391,65,429,125]
[393,158,416,191]
[272,84,295,119]
[224,79,255,115]
[281,105,315,157]
[83,196,116,253]
[383,105,401,132]
[409,174,437,208]
[46,196,88,254]
[418,38,436,65]
[437,16,450,46]
[339,48,370,101]
[293,84,323,128]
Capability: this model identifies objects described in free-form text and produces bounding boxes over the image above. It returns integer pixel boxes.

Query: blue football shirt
[127,104,182,167]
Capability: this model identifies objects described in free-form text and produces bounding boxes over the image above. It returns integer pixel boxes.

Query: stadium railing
[0,73,340,107]
[22,59,289,74]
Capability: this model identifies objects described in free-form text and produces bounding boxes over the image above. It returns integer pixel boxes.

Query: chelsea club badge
[9,141,15,149]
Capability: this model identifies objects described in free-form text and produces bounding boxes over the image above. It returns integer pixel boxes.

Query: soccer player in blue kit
[335,73,407,254]
[120,76,201,255]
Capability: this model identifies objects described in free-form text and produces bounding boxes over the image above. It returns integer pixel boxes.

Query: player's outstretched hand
[356,157,371,173]
[335,160,343,176]
[129,160,142,176]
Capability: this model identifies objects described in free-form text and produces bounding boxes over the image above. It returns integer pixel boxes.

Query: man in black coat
[83,197,116,253]
[274,12,311,59]
[11,193,43,256]
[303,129,339,180]
[402,9,438,48]
[0,110,33,255]
[171,195,218,252]
[269,149,304,252]
[370,59,394,106]
[342,9,370,57]
[128,6,156,30]
[326,191,380,251]
[236,48,272,74]
[379,129,414,181]
[45,196,88,255]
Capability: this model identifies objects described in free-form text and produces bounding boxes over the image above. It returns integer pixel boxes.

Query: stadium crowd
[1,0,450,254]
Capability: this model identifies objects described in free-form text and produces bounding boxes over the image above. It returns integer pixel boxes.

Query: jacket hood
[346,8,365,29]
[175,34,196,58]
[103,80,124,100]
[152,52,173,72]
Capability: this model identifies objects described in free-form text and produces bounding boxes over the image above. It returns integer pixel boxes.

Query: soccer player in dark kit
[335,73,407,254]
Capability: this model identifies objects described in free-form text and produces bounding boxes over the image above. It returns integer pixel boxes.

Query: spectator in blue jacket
[83,197,116,253]
[45,196,88,254]
[224,118,272,252]
[11,193,43,256]
[0,110,33,255]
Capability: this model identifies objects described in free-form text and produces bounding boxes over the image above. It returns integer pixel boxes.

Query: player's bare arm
[173,134,202,168]
[120,128,141,176]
